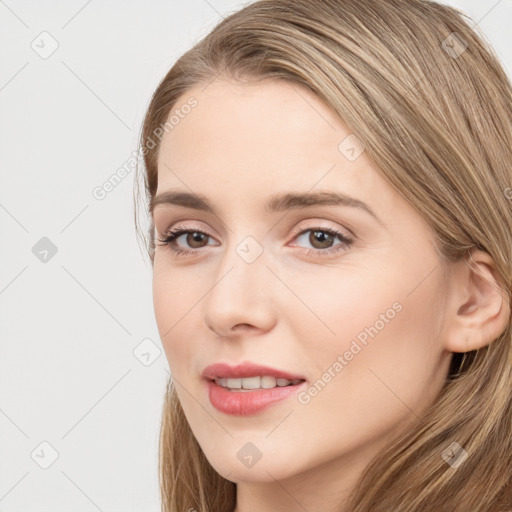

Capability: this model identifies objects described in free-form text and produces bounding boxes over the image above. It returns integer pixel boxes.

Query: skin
[151,78,510,512]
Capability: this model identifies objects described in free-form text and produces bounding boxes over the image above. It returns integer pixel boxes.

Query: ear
[443,248,510,353]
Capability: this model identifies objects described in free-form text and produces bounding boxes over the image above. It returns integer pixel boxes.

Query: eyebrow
[150,190,382,225]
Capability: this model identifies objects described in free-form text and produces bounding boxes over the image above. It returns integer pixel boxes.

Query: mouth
[201,362,307,414]
[201,361,306,383]
[205,377,307,415]
[208,375,306,391]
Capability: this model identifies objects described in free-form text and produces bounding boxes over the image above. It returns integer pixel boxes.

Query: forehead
[161,79,341,164]
[164,81,358,172]
[155,78,400,218]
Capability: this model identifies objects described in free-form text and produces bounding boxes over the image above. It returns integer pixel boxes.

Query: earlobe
[444,249,510,354]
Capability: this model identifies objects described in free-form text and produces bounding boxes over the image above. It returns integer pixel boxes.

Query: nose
[202,237,277,338]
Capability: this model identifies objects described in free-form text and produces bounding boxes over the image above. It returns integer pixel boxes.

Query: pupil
[312,230,332,248]
[188,232,206,248]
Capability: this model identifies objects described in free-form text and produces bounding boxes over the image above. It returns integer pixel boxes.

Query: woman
[135,0,512,510]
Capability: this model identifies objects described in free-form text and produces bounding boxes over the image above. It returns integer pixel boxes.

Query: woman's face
[151,78,454,488]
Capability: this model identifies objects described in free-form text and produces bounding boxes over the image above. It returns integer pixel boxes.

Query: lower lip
[205,379,306,416]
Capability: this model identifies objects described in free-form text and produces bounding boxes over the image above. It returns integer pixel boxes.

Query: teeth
[263,376,279,388]
[214,376,303,390]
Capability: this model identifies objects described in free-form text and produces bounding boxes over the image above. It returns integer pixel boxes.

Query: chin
[203,447,301,484]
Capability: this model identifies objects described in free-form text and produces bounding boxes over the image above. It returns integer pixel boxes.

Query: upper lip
[202,362,306,381]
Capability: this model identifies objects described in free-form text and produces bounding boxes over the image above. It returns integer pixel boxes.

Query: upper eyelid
[160,218,354,237]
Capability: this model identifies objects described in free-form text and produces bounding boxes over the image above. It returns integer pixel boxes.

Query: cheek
[279,261,402,364]
[299,266,446,420]
[152,262,197,370]
[283,255,447,409]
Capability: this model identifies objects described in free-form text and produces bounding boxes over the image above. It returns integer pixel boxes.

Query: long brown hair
[134,0,512,510]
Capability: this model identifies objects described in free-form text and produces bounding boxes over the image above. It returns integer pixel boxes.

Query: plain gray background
[0,1,510,511]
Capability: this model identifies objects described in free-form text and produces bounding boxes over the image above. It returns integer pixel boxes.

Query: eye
[155,227,216,256]
[155,225,354,257]
[291,227,353,256]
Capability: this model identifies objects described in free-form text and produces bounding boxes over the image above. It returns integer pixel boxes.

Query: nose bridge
[202,230,274,333]
[212,232,267,301]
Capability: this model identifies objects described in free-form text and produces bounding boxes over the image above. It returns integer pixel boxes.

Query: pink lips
[202,361,307,416]
[205,379,306,415]
[201,361,306,381]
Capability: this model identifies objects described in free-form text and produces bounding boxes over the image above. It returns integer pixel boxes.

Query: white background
[0,1,510,511]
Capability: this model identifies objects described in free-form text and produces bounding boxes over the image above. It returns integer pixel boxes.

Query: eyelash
[155,224,353,258]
